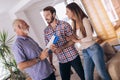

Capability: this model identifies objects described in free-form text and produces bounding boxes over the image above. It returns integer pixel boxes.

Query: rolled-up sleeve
[44,30,49,46]
[12,43,26,64]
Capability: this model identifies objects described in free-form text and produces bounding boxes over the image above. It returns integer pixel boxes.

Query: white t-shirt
[75,17,95,50]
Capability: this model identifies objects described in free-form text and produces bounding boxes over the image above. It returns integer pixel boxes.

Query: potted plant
[0,31,26,80]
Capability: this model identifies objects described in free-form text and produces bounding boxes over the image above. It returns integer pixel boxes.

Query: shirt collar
[17,35,29,40]
[48,19,60,28]
[56,20,60,25]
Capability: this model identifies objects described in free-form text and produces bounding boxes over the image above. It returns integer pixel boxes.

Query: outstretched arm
[18,49,49,70]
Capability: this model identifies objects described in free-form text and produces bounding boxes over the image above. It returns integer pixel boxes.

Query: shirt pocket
[24,46,38,59]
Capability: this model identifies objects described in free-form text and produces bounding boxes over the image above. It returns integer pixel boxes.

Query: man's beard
[23,29,29,34]
[47,16,54,24]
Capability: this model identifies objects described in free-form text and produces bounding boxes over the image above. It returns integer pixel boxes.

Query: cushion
[100,42,116,61]
[107,52,120,80]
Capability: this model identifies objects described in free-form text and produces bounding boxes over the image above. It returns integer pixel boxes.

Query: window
[54,2,67,20]
[101,0,119,25]
[40,11,48,25]
[54,1,74,25]
[66,0,74,4]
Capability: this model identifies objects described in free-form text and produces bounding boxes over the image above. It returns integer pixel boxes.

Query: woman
[66,2,111,80]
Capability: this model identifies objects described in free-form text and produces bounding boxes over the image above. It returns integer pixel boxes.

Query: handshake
[45,34,59,54]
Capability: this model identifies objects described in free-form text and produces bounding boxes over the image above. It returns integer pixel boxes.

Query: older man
[12,19,56,80]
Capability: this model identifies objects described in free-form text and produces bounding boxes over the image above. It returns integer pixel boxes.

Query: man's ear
[53,12,56,17]
[18,25,22,29]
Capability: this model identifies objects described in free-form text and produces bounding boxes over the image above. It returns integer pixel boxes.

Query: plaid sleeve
[44,29,49,46]
[64,22,73,36]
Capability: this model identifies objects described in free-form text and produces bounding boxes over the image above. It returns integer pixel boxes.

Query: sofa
[94,38,120,80]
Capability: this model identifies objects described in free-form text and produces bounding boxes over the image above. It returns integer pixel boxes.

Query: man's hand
[50,44,63,54]
[66,36,71,41]
[39,48,49,60]
[50,44,57,52]
[54,48,62,54]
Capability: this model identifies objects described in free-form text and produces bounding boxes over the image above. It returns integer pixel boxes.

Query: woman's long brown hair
[66,2,88,37]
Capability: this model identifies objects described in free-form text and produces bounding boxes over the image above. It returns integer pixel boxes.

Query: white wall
[0,12,15,37]
[25,9,46,48]
[23,0,65,48]
[0,0,65,48]
[8,0,56,48]
[15,11,40,45]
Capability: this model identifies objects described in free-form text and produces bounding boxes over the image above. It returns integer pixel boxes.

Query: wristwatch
[48,49,53,54]
[36,57,41,63]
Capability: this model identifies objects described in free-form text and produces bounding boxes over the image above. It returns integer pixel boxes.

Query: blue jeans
[59,56,85,80]
[82,43,111,80]
[43,72,56,80]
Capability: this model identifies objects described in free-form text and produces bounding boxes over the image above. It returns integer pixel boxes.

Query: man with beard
[43,6,85,80]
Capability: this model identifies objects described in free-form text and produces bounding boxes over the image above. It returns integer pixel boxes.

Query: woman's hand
[66,35,80,43]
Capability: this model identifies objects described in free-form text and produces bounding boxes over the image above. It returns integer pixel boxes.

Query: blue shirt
[12,36,53,80]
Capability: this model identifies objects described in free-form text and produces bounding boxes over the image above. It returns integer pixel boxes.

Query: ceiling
[0,0,21,13]
[0,0,65,14]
